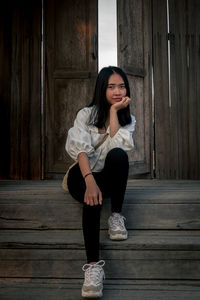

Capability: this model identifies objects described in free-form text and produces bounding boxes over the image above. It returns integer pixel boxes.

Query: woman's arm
[78,152,102,206]
[109,96,131,137]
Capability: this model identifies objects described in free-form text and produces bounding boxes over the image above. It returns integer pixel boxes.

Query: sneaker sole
[82,289,103,298]
[108,231,128,240]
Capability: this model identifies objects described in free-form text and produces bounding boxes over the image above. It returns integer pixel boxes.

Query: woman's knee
[106,148,128,163]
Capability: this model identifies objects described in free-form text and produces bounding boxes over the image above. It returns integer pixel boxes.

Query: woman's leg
[102,148,129,213]
[95,148,129,241]
[67,164,102,263]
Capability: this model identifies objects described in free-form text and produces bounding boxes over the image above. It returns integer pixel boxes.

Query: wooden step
[0,230,200,280]
[0,180,200,230]
[0,279,200,300]
[1,229,200,250]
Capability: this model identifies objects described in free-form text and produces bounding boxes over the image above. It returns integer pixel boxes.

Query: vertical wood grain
[10,0,41,179]
[117,0,152,177]
[154,0,200,179]
[45,0,98,176]
[153,0,171,178]
[0,3,11,178]
[169,0,200,179]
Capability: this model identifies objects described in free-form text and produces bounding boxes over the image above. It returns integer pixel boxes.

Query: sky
[98,0,117,71]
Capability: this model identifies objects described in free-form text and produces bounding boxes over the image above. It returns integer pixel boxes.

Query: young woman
[65,66,136,298]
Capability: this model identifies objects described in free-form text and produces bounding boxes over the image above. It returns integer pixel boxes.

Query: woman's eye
[107,84,126,89]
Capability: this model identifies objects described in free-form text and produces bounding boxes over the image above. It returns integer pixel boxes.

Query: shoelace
[82,260,105,284]
[110,214,126,230]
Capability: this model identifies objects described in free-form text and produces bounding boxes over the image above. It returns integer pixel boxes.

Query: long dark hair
[88,66,132,128]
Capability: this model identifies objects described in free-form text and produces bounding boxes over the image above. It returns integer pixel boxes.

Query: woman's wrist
[85,173,95,186]
[84,172,92,180]
[110,105,118,113]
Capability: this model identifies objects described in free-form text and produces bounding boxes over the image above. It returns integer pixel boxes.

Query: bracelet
[84,172,93,180]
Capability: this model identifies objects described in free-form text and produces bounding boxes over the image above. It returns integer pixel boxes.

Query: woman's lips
[113,98,122,102]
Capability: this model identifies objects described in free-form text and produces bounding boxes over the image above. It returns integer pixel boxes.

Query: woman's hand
[84,175,102,206]
[111,96,131,112]
[109,96,131,137]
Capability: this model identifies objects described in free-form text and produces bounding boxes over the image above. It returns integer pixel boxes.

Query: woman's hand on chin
[110,97,131,112]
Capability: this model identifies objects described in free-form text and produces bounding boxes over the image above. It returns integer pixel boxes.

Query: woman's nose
[113,86,121,94]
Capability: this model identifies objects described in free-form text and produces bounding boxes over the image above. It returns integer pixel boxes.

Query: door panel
[153,0,200,179]
[45,0,98,176]
[117,0,152,176]
[9,0,41,179]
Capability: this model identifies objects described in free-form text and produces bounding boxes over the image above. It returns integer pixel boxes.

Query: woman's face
[106,73,127,106]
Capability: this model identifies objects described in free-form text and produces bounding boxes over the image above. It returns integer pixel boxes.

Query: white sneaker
[108,213,128,240]
[81,260,105,298]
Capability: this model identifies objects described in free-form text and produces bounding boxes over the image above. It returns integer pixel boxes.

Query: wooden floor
[0,179,200,299]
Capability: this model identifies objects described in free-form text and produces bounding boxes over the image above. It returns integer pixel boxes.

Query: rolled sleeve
[108,115,136,151]
[65,108,95,160]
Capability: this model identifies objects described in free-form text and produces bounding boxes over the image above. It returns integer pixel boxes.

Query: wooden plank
[0,3,11,179]
[0,180,200,230]
[0,280,200,300]
[9,1,41,179]
[1,189,200,202]
[9,3,22,179]
[187,0,200,179]
[0,248,199,279]
[1,179,200,198]
[168,0,182,179]
[169,0,190,179]
[117,0,152,176]
[1,278,200,290]
[0,197,200,229]
[29,0,42,179]
[1,230,200,250]
[168,0,200,179]
[153,0,172,178]
[1,179,200,188]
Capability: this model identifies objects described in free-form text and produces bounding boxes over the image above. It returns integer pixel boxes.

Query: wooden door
[45,0,98,177]
[117,0,153,177]
[153,0,200,179]
[4,0,41,180]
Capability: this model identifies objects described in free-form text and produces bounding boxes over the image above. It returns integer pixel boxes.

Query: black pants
[67,148,129,263]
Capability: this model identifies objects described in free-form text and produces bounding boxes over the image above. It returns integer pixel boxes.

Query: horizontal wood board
[0,180,200,230]
[0,279,200,300]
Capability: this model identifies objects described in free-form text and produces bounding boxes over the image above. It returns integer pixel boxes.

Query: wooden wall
[0,3,11,179]
[117,0,152,177]
[0,0,41,179]
[153,0,200,179]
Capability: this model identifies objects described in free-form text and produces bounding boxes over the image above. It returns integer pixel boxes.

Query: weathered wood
[154,0,200,179]
[117,0,152,177]
[0,180,200,298]
[2,278,200,289]
[0,247,199,279]
[45,0,98,177]
[1,180,200,230]
[1,230,200,250]
[1,179,200,188]
[153,0,171,178]
[0,3,11,179]
[1,198,200,229]
[187,0,200,179]
[0,279,200,300]
[9,0,41,179]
